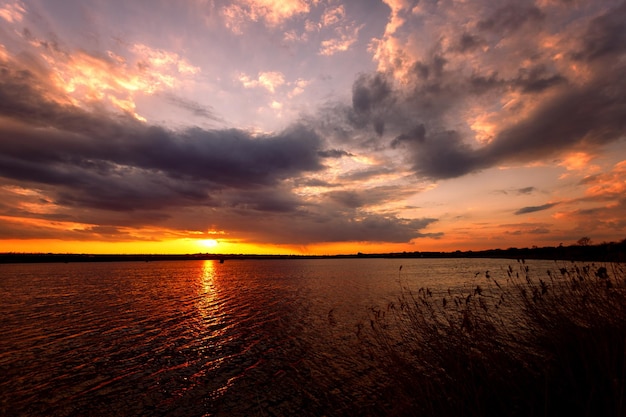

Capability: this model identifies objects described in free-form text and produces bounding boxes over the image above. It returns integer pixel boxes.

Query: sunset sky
[0,0,625,255]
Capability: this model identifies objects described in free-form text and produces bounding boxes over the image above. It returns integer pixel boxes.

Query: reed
[361,261,626,417]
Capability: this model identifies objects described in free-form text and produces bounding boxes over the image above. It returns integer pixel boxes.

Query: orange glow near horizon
[0,235,555,256]
[2,160,625,256]
[2,226,624,256]
[0,238,312,255]
[0,236,420,255]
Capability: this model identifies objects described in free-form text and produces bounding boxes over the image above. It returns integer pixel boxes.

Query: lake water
[0,258,561,416]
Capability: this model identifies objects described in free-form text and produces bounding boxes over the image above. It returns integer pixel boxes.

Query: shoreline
[1,241,625,264]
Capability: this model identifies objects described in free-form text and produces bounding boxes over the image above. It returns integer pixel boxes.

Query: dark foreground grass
[361,261,626,417]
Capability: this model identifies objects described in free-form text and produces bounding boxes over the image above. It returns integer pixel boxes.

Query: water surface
[0,258,558,416]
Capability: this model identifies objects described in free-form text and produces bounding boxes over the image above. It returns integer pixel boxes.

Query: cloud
[558,152,597,173]
[514,202,559,215]
[317,149,352,158]
[493,186,537,196]
[321,5,345,26]
[0,55,437,245]
[161,93,222,121]
[344,1,626,180]
[222,0,310,33]
[478,74,625,167]
[0,60,324,194]
[1,27,201,121]
[338,166,397,182]
[580,160,626,198]
[319,23,363,56]
[477,4,545,34]
[504,225,551,236]
[225,210,440,244]
[131,43,200,76]
[0,1,25,23]
[288,78,310,97]
[391,127,478,179]
[239,71,285,93]
[574,2,626,61]
[4,0,623,249]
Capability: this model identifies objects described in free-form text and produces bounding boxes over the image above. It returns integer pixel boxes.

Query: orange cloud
[131,44,200,76]
[222,0,311,33]
[584,160,626,198]
[370,0,414,81]
[0,1,25,23]
[321,5,345,26]
[319,24,363,56]
[0,43,8,61]
[558,152,596,173]
[239,71,285,93]
[23,40,200,119]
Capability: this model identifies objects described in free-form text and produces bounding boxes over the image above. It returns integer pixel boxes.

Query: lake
[0,258,561,416]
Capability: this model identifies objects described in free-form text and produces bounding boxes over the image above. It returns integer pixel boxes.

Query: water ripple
[0,258,560,416]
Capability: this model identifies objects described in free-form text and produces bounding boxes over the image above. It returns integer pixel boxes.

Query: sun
[199,239,219,248]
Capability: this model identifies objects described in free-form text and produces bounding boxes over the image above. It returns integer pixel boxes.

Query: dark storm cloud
[317,149,353,158]
[456,33,484,53]
[575,2,626,61]
[0,64,325,208]
[0,59,438,245]
[227,187,303,213]
[9,72,317,172]
[341,2,626,181]
[352,72,392,114]
[324,186,414,209]
[227,211,441,245]
[388,59,625,181]
[391,128,478,179]
[412,54,447,82]
[338,166,396,181]
[514,202,559,215]
[513,66,567,93]
[297,215,440,244]
[390,124,425,147]
[326,190,364,208]
[477,4,544,34]
[296,178,336,188]
[350,72,394,136]
[481,72,625,165]
[468,72,502,95]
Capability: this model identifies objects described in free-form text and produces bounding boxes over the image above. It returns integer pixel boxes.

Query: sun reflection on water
[197,259,244,400]
[201,259,216,295]
[197,260,223,326]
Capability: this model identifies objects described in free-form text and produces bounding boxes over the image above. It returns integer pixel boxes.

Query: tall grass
[361,261,626,417]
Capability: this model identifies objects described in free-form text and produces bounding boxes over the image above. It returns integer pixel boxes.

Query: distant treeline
[1,239,625,264]
[379,239,626,262]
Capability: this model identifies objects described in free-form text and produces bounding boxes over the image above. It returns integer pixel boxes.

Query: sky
[0,0,625,255]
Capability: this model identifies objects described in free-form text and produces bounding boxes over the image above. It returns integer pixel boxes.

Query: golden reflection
[201,259,217,298]
[197,259,228,332]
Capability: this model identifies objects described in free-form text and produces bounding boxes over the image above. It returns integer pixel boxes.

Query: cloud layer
[341,0,626,180]
[0,51,435,245]
[0,0,624,251]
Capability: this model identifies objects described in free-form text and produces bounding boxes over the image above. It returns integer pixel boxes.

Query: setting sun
[199,239,219,248]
